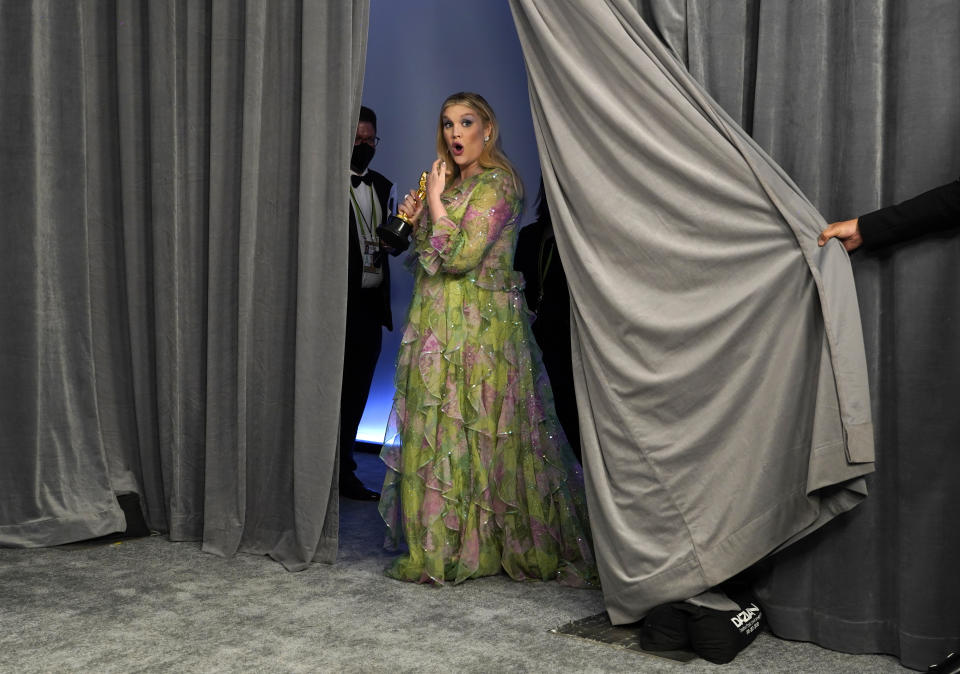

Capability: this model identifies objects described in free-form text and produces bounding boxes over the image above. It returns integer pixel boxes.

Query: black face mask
[351,143,375,173]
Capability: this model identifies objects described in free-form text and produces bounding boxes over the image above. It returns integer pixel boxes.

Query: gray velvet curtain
[0,0,370,572]
[633,2,960,669]
[512,0,958,670]
[510,0,874,628]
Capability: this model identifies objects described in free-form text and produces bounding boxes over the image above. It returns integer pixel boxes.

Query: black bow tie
[351,173,373,188]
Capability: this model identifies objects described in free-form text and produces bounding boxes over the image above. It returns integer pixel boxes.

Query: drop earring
[484,135,490,143]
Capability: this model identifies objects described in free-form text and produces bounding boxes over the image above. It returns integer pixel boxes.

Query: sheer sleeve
[418,172,518,276]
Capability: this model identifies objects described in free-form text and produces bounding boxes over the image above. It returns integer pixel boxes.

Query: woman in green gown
[379,92,596,587]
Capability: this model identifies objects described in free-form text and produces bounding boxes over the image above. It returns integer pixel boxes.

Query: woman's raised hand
[425,158,450,225]
[426,158,447,202]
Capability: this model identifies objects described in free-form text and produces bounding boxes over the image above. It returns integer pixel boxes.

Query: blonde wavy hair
[435,92,523,199]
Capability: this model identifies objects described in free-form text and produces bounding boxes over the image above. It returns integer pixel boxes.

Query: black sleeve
[514,222,543,311]
[858,177,960,250]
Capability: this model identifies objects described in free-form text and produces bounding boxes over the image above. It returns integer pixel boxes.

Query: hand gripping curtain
[509,0,875,622]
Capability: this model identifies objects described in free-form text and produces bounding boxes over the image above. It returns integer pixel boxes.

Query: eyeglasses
[355,135,380,147]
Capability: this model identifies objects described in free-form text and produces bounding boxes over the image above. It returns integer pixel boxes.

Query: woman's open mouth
[451,142,464,156]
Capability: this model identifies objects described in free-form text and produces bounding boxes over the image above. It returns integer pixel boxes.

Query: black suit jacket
[348,169,393,331]
[860,177,960,250]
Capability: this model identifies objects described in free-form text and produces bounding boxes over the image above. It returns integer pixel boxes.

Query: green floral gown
[378,168,597,587]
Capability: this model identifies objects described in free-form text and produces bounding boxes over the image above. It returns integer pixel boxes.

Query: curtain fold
[0,0,127,546]
[289,0,371,567]
[631,1,960,669]
[0,0,370,572]
[509,0,874,624]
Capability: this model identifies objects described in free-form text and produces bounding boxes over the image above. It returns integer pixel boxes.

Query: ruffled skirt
[378,269,597,586]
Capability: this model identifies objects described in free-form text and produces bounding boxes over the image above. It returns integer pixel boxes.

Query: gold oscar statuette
[377,171,428,255]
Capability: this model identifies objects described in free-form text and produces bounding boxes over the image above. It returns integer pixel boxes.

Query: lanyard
[349,183,379,240]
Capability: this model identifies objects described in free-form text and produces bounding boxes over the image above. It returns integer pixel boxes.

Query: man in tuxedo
[340,106,395,500]
[818,176,960,251]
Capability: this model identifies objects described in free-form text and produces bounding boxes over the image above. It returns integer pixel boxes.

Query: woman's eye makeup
[442,117,476,130]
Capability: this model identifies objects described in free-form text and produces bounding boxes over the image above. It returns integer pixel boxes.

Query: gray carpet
[0,453,909,673]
